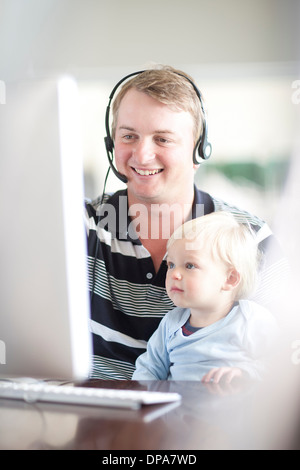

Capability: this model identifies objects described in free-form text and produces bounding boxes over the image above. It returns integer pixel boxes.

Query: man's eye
[155,136,172,145]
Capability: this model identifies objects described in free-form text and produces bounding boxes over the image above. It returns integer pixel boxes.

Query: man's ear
[222,268,241,291]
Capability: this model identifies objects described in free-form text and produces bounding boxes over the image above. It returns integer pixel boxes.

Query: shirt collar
[102,189,141,244]
[192,185,215,218]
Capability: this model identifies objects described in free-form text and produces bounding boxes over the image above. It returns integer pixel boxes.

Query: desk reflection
[0,379,264,450]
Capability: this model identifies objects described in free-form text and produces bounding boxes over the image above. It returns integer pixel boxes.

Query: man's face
[114,88,197,206]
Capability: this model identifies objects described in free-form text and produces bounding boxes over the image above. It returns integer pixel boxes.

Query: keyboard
[0,380,181,410]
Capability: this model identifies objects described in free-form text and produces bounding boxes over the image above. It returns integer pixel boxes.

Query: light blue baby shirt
[132,300,278,381]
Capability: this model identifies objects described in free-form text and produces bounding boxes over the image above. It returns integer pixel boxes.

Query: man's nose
[132,139,156,164]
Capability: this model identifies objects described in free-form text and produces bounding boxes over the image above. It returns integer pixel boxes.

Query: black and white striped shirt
[84,186,286,379]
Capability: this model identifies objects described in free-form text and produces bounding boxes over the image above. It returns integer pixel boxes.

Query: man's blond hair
[111,65,204,144]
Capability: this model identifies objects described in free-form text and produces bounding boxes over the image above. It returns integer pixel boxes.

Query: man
[85,65,286,379]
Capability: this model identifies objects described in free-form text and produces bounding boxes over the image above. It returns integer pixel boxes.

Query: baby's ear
[222,268,241,291]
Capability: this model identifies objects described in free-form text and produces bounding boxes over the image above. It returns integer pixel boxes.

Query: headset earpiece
[104,70,212,182]
[104,95,128,183]
[104,134,128,183]
[104,135,113,154]
[194,119,212,164]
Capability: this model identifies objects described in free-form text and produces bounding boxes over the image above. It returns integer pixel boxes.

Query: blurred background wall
[1,0,300,449]
[1,0,299,225]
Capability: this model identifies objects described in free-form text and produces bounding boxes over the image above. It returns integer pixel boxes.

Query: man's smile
[133,168,163,176]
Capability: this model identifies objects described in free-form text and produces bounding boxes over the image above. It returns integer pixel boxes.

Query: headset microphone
[104,70,212,183]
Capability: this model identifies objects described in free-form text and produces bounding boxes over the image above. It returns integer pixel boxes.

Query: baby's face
[166,238,230,311]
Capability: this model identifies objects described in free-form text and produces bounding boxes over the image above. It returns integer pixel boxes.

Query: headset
[104,70,212,184]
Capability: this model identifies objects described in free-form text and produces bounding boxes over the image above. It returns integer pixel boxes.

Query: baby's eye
[167,261,175,269]
[185,263,195,269]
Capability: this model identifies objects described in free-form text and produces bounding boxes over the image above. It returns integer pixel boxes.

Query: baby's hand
[201,367,243,384]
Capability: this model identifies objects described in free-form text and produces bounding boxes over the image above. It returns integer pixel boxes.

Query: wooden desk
[0,379,294,450]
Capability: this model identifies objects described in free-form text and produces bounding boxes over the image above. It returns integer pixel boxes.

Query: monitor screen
[0,77,92,381]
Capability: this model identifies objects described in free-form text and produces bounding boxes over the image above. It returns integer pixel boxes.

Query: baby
[132,212,278,383]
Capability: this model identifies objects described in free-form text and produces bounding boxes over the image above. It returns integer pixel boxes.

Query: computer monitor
[0,76,92,381]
